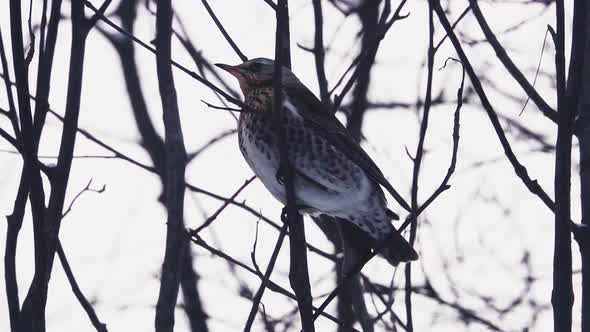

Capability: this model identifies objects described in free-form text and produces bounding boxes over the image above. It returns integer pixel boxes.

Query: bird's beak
[215,63,241,77]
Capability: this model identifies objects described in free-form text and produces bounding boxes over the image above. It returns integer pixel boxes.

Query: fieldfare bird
[216,58,418,266]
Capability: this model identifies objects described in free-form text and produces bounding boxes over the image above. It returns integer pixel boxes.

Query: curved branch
[469,0,558,124]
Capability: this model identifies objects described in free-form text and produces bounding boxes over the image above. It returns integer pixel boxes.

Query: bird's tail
[336,217,419,268]
[375,228,419,266]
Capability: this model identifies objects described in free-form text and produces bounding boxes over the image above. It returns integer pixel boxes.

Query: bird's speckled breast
[238,110,286,204]
[238,111,275,165]
[237,97,372,215]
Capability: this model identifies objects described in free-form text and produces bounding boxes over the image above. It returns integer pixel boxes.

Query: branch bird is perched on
[216,58,418,266]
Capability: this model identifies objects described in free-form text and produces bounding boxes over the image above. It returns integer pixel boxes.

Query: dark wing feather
[284,82,410,212]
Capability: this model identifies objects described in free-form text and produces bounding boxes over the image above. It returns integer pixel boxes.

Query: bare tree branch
[272,1,315,330]
[432,0,565,226]
[311,53,465,326]
[57,242,108,332]
[154,0,188,330]
[551,0,582,329]
[8,0,53,327]
[192,176,255,234]
[406,2,435,329]
[189,234,360,331]
[0,28,20,140]
[311,0,329,104]
[469,0,558,124]
[200,0,248,62]
[83,0,245,109]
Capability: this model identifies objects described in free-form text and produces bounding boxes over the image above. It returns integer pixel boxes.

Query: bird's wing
[284,83,407,209]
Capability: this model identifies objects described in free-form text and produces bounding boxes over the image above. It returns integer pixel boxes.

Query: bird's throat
[244,86,274,112]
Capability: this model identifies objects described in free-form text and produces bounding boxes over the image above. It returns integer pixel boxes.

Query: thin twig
[44,109,334,261]
[187,128,238,162]
[405,2,436,329]
[433,5,470,51]
[432,0,566,225]
[469,0,557,124]
[418,58,465,216]
[519,28,550,116]
[243,222,289,331]
[200,0,248,62]
[24,0,36,68]
[311,56,466,326]
[191,176,255,234]
[61,179,106,219]
[189,234,359,331]
[57,241,108,332]
[83,0,245,109]
[332,0,410,112]
[200,100,245,113]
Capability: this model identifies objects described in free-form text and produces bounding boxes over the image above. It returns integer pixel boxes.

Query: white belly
[237,102,378,221]
[239,134,287,204]
[239,136,375,219]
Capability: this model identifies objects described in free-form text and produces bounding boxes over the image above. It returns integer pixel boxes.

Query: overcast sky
[0,0,581,331]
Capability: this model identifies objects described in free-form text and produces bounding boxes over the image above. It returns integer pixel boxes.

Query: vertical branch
[32,0,64,148]
[275,0,291,68]
[331,0,409,113]
[335,221,373,332]
[100,2,207,330]
[154,0,188,331]
[335,3,382,331]
[17,2,112,332]
[99,0,167,197]
[553,0,583,329]
[6,1,61,331]
[0,29,20,139]
[576,0,590,330]
[1,27,26,332]
[311,0,368,327]
[405,1,435,331]
[37,0,48,56]
[313,218,357,332]
[311,0,328,104]
[346,0,380,141]
[274,0,314,330]
[180,243,209,332]
[42,0,103,301]
[4,5,63,325]
[8,0,50,329]
[4,173,28,332]
[56,242,108,332]
[243,224,288,331]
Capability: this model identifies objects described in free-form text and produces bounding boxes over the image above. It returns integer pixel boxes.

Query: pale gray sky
[0,0,580,331]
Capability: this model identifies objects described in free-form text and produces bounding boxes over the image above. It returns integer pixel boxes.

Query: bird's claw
[281,206,289,223]
[281,205,308,223]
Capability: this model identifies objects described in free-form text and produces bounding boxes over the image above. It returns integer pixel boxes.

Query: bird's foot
[281,205,309,223]
[281,206,289,223]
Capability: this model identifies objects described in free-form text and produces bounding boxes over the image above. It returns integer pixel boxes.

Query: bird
[215,57,418,266]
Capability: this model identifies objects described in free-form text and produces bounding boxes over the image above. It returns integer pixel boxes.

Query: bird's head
[215,58,299,95]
